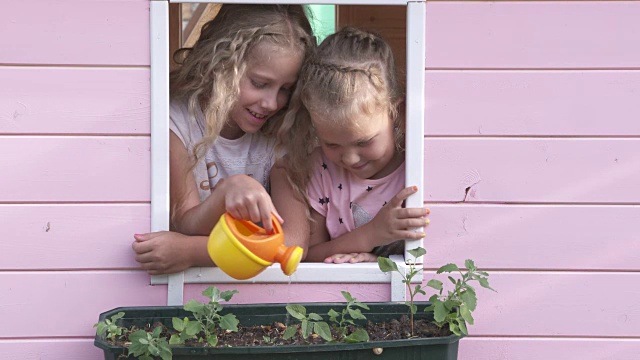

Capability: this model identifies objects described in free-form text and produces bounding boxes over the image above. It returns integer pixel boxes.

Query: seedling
[128,326,172,360]
[284,291,369,343]
[377,247,426,336]
[94,311,127,342]
[424,259,495,336]
[171,286,239,347]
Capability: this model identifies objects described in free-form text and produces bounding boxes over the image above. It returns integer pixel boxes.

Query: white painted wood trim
[404,1,426,264]
[150,1,184,306]
[149,1,426,300]
[152,263,392,284]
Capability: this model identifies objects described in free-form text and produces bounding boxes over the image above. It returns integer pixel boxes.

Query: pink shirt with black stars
[307,148,406,256]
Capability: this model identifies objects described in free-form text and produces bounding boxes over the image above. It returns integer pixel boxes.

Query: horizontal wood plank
[425,2,640,68]
[0,271,166,338]
[0,204,150,269]
[424,204,640,271]
[0,67,150,134]
[423,139,640,203]
[1,0,150,65]
[3,272,638,338]
[425,70,640,136]
[0,339,100,360]
[460,338,640,360]
[0,136,150,202]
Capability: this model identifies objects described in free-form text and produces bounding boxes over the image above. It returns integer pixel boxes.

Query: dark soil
[122,315,451,348]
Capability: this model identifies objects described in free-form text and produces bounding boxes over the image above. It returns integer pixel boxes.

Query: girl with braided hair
[272,27,430,264]
[132,5,316,275]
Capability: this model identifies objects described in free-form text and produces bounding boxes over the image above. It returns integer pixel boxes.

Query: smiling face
[222,42,303,139]
[313,110,402,180]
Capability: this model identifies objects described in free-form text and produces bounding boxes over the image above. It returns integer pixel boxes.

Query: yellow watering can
[207,213,303,280]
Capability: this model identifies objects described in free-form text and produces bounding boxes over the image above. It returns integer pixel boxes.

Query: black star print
[366,186,373,192]
[325,197,330,204]
[322,162,328,170]
[350,202,352,208]
[319,198,325,205]
[339,217,343,224]
[338,183,342,190]
[383,201,387,207]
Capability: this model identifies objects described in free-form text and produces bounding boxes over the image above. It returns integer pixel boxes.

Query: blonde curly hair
[170,4,316,162]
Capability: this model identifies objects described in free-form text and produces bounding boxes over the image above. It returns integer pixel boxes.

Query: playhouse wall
[1,1,639,359]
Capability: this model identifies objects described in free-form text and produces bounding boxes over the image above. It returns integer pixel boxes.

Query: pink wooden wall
[1,1,639,359]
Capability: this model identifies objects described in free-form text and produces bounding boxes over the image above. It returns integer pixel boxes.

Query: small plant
[284,291,369,343]
[128,326,172,360]
[327,291,370,343]
[94,311,127,342]
[378,247,495,337]
[424,259,495,336]
[170,286,240,347]
[377,247,427,336]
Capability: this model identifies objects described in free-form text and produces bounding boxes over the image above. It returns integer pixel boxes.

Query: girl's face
[313,111,401,180]
[223,42,303,139]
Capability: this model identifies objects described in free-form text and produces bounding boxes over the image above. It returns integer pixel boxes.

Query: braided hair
[278,26,405,212]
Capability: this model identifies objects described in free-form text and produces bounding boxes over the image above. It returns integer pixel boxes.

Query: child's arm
[305,186,428,262]
[132,231,215,275]
[270,160,311,258]
[170,132,280,235]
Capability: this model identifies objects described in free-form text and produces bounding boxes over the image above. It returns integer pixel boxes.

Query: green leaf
[202,286,220,301]
[437,263,460,274]
[301,319,312,338]
[407,247,426,259]
[286,304,307,320]
[148,343,160,356]
[139,355,153,360]
[457,318,468,335]
[354,302,370,310]
[409,303,417,315]
[139,338,149,345]
[128,330,149,357]
[220,289,239,302]
[460,304,474,325]
[308,312,323,321]
[426,279,443,291]
[449,322,461,336]
[347,308,367,320]
[344,328,369,343]
[465,259,476,270]
[460,290,477,312]
[478,277,496,291]
[159,342,173,360]
[169,334,182,345]
[283,325,297,340]
[172,317,184,332]
[185,320,201,336]
[152,326,162,337]
[377,257,398,273]
[95,322,107,337]
[341,291,355,302]
[313,321,333,341]
[433,301,448,322]
[220,313,239,332]
[183,299,205,314]
[111,312,125,322]
[207,334,218,347]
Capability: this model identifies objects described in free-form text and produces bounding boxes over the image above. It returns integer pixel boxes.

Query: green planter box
[95,302,462,359]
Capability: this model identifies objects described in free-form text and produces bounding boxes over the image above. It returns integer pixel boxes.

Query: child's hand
[132,231,198,275]
[324,252,378,264]
[367,186,430,247]
[219,174,283,233]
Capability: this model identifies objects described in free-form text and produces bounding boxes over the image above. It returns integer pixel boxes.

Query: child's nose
[341,151,360,166]
[260,90,278,112]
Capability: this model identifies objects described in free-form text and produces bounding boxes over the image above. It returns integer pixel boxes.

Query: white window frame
[150,0,426,305]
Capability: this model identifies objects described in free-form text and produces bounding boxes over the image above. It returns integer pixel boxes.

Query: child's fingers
[349,253,377,263]
[388,186,419,207]
[397,230,427,240]
[396,207,430,219]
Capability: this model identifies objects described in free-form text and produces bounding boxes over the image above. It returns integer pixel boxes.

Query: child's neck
[368,150,404,180]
